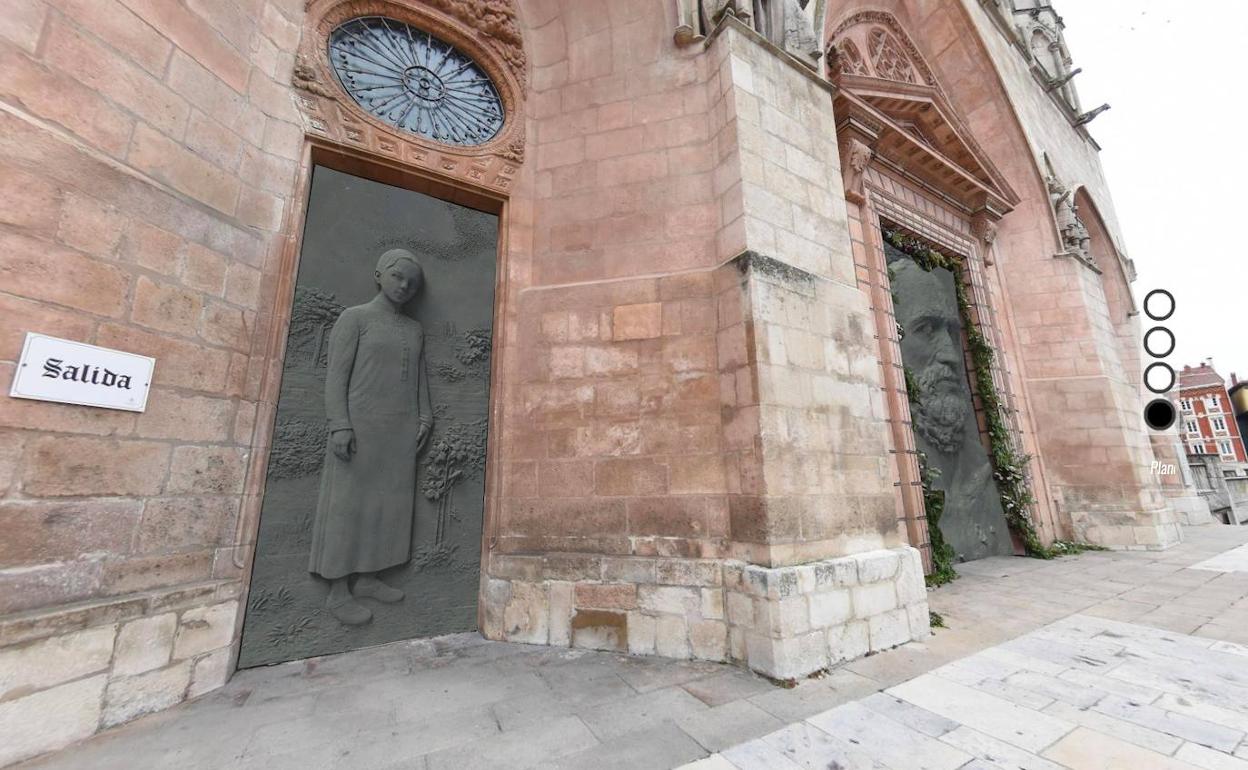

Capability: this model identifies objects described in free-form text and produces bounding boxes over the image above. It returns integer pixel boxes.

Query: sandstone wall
[817,0,1177,549]
[956,0,1177,547]
[0,0,306,762]
[484,2,925,678]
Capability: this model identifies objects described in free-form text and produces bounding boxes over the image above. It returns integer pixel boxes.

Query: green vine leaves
[884,229,1050,560]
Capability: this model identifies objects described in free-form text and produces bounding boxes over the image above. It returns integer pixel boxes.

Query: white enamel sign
[9,333,155,412]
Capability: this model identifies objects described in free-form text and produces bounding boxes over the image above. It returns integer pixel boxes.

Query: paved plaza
[22,526,1248,770]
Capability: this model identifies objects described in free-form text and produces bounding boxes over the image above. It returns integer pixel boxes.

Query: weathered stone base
[1073,508,1183,551]
[483,554,731,662]
[1168,495,1215,527]
[724,547,929,680]
[482,547,930,681]
[0,582,240,767]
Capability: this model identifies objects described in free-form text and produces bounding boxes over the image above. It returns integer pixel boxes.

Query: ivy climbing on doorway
[883,228,1049,561]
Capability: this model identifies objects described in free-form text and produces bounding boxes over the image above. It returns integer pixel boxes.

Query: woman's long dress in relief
[308,295,432,579]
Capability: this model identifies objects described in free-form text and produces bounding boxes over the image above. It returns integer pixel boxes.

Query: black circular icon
[1143,326,1175,358]
[1143,289,1175,321]
[1143,398,1177,431]
[1144,362,1176,394]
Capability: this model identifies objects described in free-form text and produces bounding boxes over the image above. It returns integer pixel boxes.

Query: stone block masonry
[0,594,238,767]
[726,547,930,679]
[0,0,306,762]
[5,0,1194,762]
[482,546,928,680]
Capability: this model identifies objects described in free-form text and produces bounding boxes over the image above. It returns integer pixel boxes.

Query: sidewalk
[22,526,1248,770]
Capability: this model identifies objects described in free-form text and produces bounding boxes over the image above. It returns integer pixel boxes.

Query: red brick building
[1177,362,1247,464]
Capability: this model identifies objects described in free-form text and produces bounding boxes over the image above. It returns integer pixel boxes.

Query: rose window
[328,16,505,146]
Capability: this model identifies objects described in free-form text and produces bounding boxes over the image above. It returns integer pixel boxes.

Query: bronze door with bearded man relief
[884,237,1014,563]
[239,166,497,667]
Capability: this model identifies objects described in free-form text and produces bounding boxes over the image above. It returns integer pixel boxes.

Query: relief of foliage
[267,418,328,479]
[421,418,488,543]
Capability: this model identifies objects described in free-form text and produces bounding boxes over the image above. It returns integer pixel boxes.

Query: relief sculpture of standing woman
[309,249,433,625]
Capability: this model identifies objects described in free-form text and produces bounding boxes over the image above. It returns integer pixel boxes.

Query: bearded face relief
[901,296,970,455]
[886,239,1014,561]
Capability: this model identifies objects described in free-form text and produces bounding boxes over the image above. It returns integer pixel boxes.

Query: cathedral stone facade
[0,0,1209,764]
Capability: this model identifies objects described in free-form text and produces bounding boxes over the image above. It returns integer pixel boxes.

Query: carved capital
[840,137,875,205]
[970,212,998,265]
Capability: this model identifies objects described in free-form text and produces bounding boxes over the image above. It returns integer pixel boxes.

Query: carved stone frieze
[421,0,526,87]
[293,0,527,194]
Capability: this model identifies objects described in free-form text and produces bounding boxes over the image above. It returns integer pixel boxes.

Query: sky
[1059,1,1245,383]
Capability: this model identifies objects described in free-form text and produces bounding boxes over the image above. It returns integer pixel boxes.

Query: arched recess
[1074,187,1142,389]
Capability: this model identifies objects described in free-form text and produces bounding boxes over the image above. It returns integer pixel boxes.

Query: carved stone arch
[831,37,870,76]
[290,0,528,194]
[827,10,937,87]
[1026,24,1063,78]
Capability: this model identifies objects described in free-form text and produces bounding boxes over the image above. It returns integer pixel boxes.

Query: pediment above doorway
[827,12,1018,218]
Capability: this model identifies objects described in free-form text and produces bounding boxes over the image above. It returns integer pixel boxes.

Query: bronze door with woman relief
[239,166,498,667]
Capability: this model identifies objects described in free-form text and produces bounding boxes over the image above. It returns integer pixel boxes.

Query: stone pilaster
[710,20,929,674]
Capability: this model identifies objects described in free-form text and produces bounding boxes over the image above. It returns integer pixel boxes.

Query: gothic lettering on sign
[9,333,155,412]
[41,359,133,390]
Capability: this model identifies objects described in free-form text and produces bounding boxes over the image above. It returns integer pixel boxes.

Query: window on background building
[1206,395,1222,412]
[1181,398,1193,412]
[1186,419,1199,434]
[1219,440,1234,457]
[1189,441,1204,454]
[1212,416,1228,432]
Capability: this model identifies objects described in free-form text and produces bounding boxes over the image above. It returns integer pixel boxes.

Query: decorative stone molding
[293,0,527,194]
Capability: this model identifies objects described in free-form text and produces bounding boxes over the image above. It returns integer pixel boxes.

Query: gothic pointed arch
[1073,187,1138,318]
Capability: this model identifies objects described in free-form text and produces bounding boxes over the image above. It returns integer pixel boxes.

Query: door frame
[231,137,516,668]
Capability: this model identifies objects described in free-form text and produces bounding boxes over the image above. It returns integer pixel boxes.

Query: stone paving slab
[22,526,1248,770]
[1192,543,1248,573]
[686,613,1248,769]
